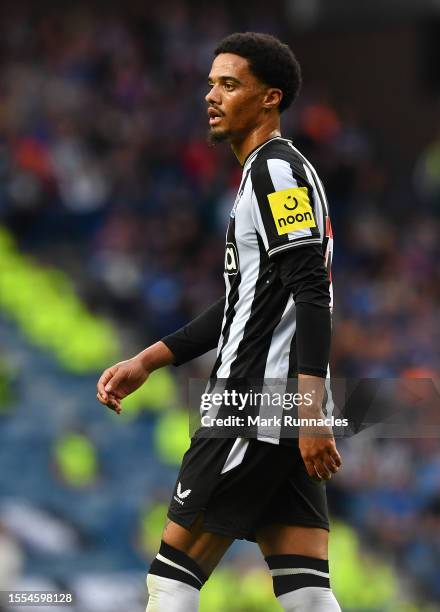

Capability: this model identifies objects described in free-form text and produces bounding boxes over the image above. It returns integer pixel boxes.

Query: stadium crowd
[0,1,439,609]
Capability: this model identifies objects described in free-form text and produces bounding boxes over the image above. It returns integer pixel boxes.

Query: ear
[263,88,283,112]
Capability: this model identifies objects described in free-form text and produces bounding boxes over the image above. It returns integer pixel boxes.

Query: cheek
[227,99,254,127]
[228,94,261,128]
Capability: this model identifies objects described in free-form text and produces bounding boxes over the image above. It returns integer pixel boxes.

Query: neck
[231,120,281,166]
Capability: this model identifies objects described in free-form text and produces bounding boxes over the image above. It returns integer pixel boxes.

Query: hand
[297,373,342,481]
[299,431,342,482]
[96,357,150,414]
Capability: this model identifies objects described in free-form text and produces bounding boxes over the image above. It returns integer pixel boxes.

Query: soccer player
[97,32,342,612]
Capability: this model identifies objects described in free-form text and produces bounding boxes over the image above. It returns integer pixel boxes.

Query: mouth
[208,107,224,126]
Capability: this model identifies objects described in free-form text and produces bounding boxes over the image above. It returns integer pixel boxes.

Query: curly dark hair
[214,32,302,113]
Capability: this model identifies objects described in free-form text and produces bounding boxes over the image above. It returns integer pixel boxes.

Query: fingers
[303,446,342,482]
[97,367,118,402]
[303,459,317,480]
[327,450,342,471]
[329,447,342,468]
[97,365,122,414]
[103,370,126,399]
[313,457,332,481]
[96,391,122,414]
[107,396,122,414]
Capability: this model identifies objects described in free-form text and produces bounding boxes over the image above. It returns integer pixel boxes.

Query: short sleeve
[251,157,322,257]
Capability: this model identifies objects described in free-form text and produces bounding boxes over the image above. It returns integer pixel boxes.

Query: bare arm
[96,297,225,413]
[96,341,175,413]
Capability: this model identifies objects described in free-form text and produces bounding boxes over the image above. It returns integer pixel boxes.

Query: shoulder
[250,138,310,187]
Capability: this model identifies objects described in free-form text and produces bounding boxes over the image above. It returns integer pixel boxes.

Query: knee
[265,554,341,612]
[146,541,207,612]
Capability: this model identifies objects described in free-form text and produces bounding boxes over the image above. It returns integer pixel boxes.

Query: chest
[227,170,258,248]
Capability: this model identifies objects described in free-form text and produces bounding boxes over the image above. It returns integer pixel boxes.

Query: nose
[205,83,221,106]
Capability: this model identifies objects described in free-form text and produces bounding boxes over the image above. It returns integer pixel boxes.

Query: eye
[224,82,235,92]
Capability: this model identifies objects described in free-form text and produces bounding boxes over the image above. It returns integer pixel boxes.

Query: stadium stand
[0,2,439,610]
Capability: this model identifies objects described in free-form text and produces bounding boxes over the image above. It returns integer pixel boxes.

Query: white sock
[146,541,206,612]
[278,586,341,611]
[146,573,200,612]
[266,554,341,612]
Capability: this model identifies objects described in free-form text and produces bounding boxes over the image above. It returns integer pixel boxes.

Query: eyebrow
[208,75,242,85]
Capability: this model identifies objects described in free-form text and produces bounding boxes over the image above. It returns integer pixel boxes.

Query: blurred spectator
[0,354,16,412]
[52,432,99,488]
[0,500,80,555]
[414,129,440,209]
[0,523,23,591]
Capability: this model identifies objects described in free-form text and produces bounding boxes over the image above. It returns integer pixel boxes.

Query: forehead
[208,53,253,81]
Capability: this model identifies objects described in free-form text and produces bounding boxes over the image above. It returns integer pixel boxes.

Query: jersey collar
[242,136,283,170]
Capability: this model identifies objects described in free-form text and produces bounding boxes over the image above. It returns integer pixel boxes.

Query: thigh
[162,514,233,576]
[167,436,239,531]
[167,437,289,542]
[256,444,330,534]
[255,445,330,559]
[256,524,328,559]
[164,436,239,575]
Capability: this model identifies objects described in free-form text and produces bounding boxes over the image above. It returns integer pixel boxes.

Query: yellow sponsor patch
[267,187,316,236]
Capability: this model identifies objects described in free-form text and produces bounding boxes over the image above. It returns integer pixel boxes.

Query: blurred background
[0,0,439,610]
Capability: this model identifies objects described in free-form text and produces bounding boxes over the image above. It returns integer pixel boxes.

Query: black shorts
[167,437,329,542]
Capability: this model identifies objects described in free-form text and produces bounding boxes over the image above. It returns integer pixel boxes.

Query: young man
[97,32,342,612]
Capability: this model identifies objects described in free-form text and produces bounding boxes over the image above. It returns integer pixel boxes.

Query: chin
[208,127,230,144]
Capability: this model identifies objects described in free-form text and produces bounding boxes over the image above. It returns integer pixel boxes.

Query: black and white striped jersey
[211,136,333,385]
